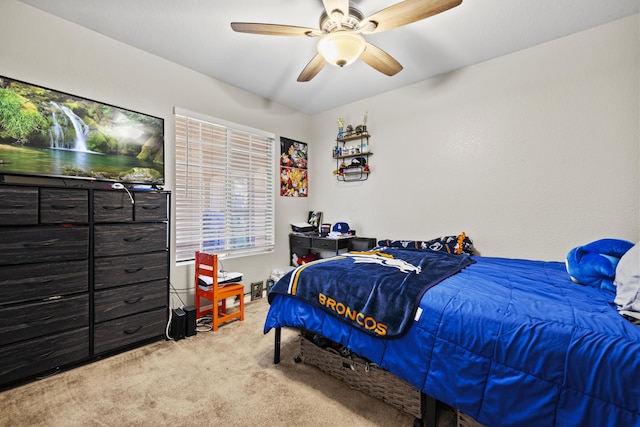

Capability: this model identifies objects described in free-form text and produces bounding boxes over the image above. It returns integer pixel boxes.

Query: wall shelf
[334,131,372,182]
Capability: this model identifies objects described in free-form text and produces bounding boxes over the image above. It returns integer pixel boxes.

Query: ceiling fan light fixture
[317,32,366,68]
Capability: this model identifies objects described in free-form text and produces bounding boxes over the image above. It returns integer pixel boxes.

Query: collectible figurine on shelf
[362,110,368,134]
[338,117,344,139]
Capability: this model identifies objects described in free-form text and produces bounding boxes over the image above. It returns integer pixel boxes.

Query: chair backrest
[195,251,218,288]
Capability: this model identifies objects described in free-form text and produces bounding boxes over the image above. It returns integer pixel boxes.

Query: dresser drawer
[94,308,166,354]
[0,186,38,225]
[94,279,167,323]
[93,190,133,222]
[0,260,88,305]
[40,188,89,224]
[94,251,167,290]
[0,226,89,266]
[94,223,167,257]
[134,192,168,221]
[0,327,89,387]
[0,294,89,346]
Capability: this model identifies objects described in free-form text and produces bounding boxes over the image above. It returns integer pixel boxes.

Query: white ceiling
[17,0,639,115]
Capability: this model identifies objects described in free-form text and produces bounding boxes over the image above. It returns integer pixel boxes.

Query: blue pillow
[565,238,634,291]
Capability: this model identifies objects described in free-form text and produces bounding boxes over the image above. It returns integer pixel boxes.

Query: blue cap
[332,222,350,233]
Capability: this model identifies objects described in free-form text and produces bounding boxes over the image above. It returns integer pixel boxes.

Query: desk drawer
[349,237,377,251]
[290,235,311,247]
[95,252,167,290]
[0,186,38,225]
[94,223,167,256]
[40,188,88,223]
[0,327,89,386]
[94,308,166,354]
[0,226,89,266]
[0,260,88,305]
[0,294,89,346]
[94,280,167,323]
[312,238,341,251]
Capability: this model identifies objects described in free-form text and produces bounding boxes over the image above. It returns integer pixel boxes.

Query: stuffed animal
[292,252,320,267]
[565,238,635,291]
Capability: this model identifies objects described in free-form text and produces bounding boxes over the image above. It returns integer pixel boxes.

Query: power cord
[165,306,173,340]
[169,281,186,307]
[196,314,213,332]
[111,182,134,204]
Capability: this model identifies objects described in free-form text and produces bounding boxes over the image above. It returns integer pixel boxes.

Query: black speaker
[170,308,186,340]
[184,305,197,337]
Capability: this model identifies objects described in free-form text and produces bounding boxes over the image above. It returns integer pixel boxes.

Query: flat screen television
[0,76,164,185]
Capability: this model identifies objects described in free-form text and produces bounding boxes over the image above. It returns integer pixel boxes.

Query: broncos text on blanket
[565,238,634,291]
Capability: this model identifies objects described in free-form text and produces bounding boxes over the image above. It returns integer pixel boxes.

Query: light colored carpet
[0,300,456,427]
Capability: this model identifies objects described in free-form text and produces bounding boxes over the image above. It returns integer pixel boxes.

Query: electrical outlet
[267,279,275,293]
[251,281,264,301]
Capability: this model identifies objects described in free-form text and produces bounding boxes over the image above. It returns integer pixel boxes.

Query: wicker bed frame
[273,327,459,427]
[273,328,487,427]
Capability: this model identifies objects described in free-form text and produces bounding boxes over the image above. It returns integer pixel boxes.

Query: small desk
[288,234,376,266]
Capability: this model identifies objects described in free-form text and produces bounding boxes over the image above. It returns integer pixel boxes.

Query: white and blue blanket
[268,248,474,338]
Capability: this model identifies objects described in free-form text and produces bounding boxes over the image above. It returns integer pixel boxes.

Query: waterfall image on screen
[0,76,164,184]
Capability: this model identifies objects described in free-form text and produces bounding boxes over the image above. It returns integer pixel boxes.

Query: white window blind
[174,108,275,262]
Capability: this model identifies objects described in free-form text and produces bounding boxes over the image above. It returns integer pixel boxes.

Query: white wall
[0,0,312,305]
[310,15,639,261]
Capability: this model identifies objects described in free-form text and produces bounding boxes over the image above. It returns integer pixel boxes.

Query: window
[174,108,275,262]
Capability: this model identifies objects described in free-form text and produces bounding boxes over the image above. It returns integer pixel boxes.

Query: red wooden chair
[194,252,244,331]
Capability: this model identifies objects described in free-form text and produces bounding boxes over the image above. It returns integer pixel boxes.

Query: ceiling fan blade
[360,42,403,76]
[297,54,327,82]
[322,0,350,22]
[231,22,320,37]
[360,0,462,34]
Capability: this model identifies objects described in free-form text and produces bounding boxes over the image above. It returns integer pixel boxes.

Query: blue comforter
[264,255,640,427]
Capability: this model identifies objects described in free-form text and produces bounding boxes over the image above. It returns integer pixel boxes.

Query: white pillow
[614,242,640,320]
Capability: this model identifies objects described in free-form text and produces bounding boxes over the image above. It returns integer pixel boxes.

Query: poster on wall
[280,137,308,197]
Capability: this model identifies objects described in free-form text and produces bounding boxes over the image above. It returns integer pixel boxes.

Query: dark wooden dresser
[0,183,170,388]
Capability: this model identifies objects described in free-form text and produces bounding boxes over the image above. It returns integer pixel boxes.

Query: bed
[263,238,640,427]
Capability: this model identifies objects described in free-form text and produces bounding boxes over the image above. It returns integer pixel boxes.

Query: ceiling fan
[230,0,463,82]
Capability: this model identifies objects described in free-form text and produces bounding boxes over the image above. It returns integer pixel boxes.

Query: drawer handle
[27,315,54,323]
[141,205,161,210]
[102,205,123,210]
[29,350,56,361]
[124,297,143,304]
[123,236,144,242]
[50,204,77,210]
[124,267,145,274]
[123,325,142,335]
[23,239,56,248]
[17,277,54,286]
